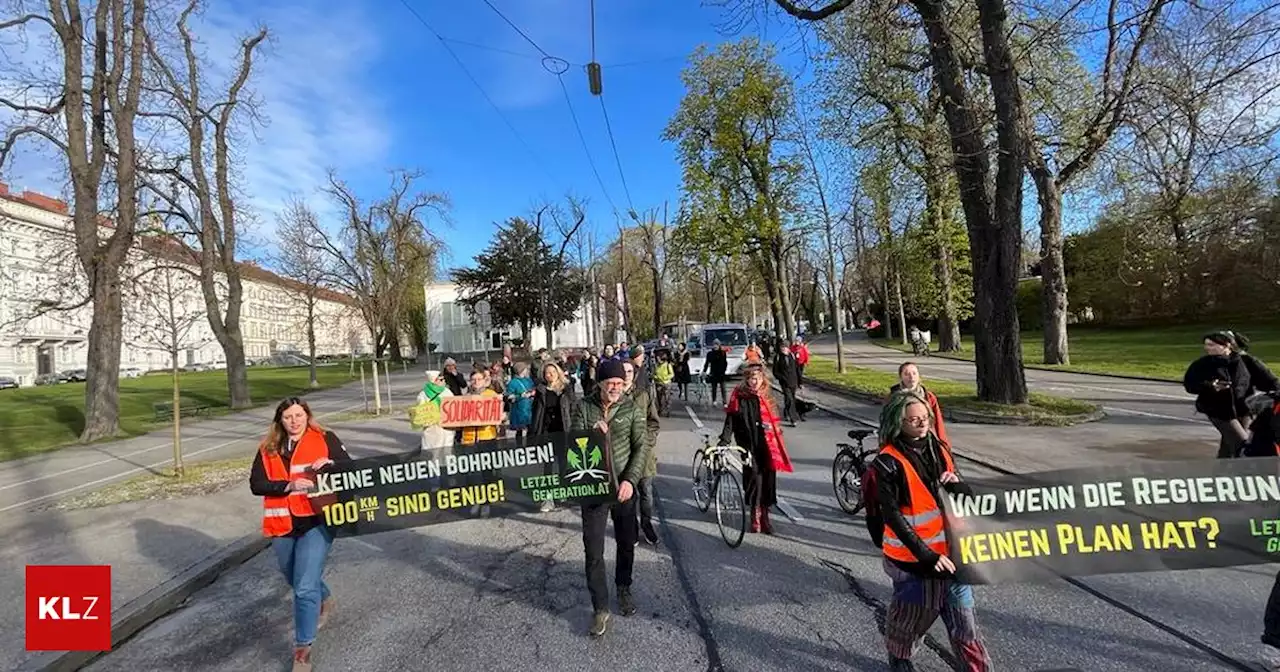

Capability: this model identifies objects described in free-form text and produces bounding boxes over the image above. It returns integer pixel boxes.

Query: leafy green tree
[664,37,805,342]
[452,217,588,348]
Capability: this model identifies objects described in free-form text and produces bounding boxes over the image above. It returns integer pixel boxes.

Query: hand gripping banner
[307,430,616,536]
[942,456,1280,584]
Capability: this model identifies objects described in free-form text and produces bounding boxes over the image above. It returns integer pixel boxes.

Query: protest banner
[943,456,1280,584]
[307,430,615,536]
[440,395,504,429]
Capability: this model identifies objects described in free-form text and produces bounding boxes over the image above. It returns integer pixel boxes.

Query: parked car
[121,367,144,378]
[35,372,67,385]
[64,369,87,382]
[0,377,18,389]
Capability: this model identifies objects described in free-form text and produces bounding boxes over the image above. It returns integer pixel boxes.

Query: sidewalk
[2,413,424,671]
[797,383,1225,474]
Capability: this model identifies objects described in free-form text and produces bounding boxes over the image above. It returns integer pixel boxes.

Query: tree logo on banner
[566,436,608,483]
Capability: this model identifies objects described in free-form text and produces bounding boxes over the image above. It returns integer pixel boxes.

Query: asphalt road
[88,398,1274,671]
[809,332,1206,426]
[0,367,431,514]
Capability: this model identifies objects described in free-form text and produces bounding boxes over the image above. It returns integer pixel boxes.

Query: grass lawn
[804,356,1099,425]
[0,365,359,462]
[53,456,252,510]
[874,319,1280,381]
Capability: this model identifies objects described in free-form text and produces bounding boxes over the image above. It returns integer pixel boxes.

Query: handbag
[408,392,444,428]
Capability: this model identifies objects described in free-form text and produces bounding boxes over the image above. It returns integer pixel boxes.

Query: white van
[687,323,751,377]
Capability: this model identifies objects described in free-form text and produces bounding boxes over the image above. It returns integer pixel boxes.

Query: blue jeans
[272,525,334,647]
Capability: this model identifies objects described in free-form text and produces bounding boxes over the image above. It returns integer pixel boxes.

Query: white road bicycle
[691,431,751,548]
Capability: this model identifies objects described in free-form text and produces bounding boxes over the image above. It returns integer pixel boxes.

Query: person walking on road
[1183,330,1278,458]
[571,359,650,638]
[887,362,950,449]
[719,363,793,534]
[871,392,991,672]
[703,340,729,404]
[772,339,802,426]
[249,397,353,672]
[674,343,692,400]
[414,370,455,450]
[505,362,536,446]
[790,337,810,387]
[531,362,575,513]
[623,354,661,545]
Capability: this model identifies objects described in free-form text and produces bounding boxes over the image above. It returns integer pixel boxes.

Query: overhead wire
[479,0,625,216]
[395,0,561,188]
[587,0,636,213]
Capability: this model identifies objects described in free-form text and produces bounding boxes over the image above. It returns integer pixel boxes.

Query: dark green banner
[943,457,1280,584]
[309,430,616,536]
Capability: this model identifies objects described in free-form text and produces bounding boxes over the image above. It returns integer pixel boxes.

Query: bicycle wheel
[714,469,747,548]
[691,449,711,512]
[832,449,865,514]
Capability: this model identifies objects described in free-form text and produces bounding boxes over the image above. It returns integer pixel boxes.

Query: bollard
[360,363,369,414]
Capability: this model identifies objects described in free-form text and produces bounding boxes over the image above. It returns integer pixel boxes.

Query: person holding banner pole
[531,362,575,513]
[249,397,353,672]
[572,359,650,638]
[871,392,991,672]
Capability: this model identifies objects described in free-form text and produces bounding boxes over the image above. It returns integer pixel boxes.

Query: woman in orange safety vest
[869,391,991,671]
[250,397,352,672]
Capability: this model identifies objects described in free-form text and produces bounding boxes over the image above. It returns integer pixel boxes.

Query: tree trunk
[651,268,663,339]
[307,298,318,388]
[1033,170,1069,364]
[910,0,1027,403]
[772,236,797,342]
[171,345,183,477]
[80,268,125,442]
[893,262,908,345]
[880,273,894,340]
[937,237,962,352]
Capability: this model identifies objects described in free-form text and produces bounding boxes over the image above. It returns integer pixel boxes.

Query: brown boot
[292,645,312,672]
[749,506,761,533]
[760,507,774,535]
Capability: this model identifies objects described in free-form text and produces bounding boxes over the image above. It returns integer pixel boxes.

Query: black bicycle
[832,428,877,514]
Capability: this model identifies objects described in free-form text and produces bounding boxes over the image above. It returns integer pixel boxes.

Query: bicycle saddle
[847,428,874,441]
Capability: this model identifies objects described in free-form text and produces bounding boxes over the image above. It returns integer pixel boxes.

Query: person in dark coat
[718,363,793,534]
[703,340,729,404]
[1183,330,1277,458]
[441,358,466,396]
[674,343,692,399]
[772,338,801,425]
[530,361,576,512]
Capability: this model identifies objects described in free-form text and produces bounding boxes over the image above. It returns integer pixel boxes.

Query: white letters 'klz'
[37,596,98,620]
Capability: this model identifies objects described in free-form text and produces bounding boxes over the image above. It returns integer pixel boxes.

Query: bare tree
[271,199,331,388]
[311,170,447,362]
[140,1,267,408]
[0,0,149,440]
[124,252,208,476]
[632,203,674,339]
[535,198,587,350]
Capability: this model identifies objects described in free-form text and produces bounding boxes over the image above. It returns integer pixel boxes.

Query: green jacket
[572,390,650,487]
[628,376,661,478]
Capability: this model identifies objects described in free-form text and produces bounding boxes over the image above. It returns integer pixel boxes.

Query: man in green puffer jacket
[624,347,661,546]
[571,359,650,639]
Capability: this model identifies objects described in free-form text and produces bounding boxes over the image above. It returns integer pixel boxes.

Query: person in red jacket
[790,337,810,387]
[888,362,950,449]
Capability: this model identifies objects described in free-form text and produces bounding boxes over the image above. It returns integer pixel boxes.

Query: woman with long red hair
[718,363,794,534]
[249,397,353,672]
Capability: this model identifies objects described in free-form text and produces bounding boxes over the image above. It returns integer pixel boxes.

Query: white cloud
[0,0,390,244]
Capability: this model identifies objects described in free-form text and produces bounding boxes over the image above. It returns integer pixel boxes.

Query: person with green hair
[870,391,990,671]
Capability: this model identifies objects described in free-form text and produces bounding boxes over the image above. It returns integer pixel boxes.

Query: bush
[1017,278,1042,330]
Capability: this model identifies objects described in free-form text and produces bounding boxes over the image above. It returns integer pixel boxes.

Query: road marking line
[686,405,704,429]
[1101,406,1205,423]
[349,538,383,552]
[0,399,376,493]
[776,497,804,522]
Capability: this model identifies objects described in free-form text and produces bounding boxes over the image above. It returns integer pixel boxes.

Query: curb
[20,534,270,672]
[863,337,1177,384]
[800,378,1105,427]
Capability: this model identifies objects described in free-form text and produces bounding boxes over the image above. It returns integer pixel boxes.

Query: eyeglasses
[903,416,929,425]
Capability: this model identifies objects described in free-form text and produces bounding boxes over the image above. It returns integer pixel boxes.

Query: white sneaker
[539,500,555,513]
[1259,645,1280,672]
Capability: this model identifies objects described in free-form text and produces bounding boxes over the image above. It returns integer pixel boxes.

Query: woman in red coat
[718,363,794,534]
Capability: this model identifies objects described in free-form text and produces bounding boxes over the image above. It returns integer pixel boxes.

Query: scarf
[422,380,447,406]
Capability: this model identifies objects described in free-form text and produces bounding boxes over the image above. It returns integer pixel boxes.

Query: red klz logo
[26,565,112,651]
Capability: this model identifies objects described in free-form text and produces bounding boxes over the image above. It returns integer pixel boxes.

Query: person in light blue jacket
[505,362,536,446]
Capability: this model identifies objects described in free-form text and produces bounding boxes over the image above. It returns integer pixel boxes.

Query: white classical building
[0,182,370,386]
[423,281,596,355]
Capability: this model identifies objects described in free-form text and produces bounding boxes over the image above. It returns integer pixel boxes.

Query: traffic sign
[475,300,491,318]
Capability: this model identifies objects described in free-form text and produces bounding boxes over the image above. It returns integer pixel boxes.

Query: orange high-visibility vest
[260,428,335,537]
[880,442,955,563]
[459,389,501,444]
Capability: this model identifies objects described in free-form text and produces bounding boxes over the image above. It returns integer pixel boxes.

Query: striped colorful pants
[883,559,993,671]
